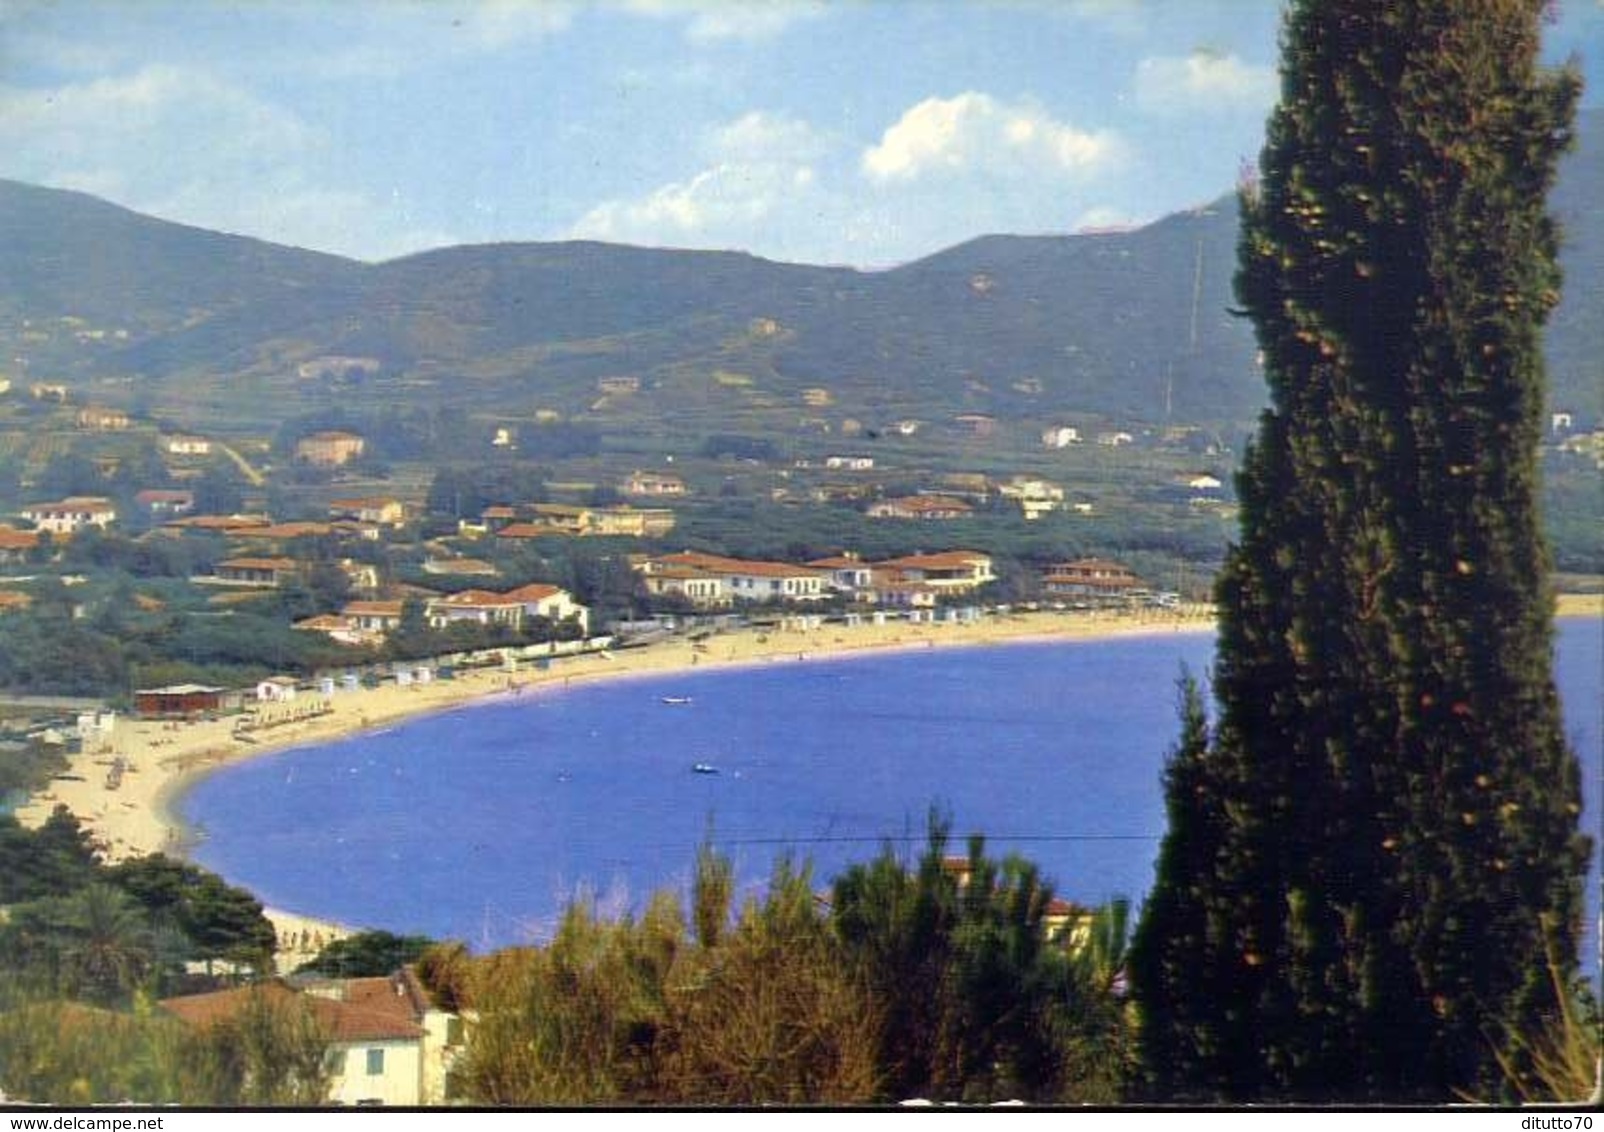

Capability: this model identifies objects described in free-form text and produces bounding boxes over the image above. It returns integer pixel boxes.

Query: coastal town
[3,0,1603,1108]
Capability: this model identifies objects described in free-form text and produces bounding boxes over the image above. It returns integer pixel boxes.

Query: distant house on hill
[952,414,997,438]
[329,497,407,526]
[495,504,675,539]
[867,495,973,521]
[597,375,641,396]
[19,496,117,535]
[134,489,196,519]
[0,525,41,562]
[295,430,366,467]
[621,470,687,497]
[212,556,300,587]
[166,513,273,534]
[163,433,213,456]
[75,405,130,431]
[997,477,1064,521]
[297,355,381,381]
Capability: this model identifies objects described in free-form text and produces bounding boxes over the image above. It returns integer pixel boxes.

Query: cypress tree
[1128,0,1589,1102]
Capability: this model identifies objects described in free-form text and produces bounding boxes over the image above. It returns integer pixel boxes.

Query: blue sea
[180,620,1602,964]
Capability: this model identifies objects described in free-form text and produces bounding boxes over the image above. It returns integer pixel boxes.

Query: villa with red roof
[636,551,829,607]
[19,496,117,535]
[161,968,464,1106]
[425,584,588,634]
[866,495,974,520]
[1041,558,1145,602]
[875,551,995,593]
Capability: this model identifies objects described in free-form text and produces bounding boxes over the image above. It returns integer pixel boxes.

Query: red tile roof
[219,556,299,572]
[503,582,562,603]
[655,551,825,580]
[167,514,272,531]
[294,614,352,631]
[344,600,405,617]
[876,550,990,571]
[0,526,40,550]
[235,522,334,539]
[161,981,425,1043]
[496,523,555,539]
[437,588,522,607]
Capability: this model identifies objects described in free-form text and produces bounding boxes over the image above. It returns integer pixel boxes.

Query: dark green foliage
[1130,0,1590,1103]
[106,854,276,972]
[0,817,274,1007]
[425,463,552,519]
[830,815,1108,1103]
[295,929,436,978]
[0,807,100,904]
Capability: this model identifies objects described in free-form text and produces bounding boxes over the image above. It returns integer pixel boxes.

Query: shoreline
[15,596,1597,966]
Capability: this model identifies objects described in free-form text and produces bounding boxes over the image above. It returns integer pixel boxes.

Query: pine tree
[1128,0,1589,1102]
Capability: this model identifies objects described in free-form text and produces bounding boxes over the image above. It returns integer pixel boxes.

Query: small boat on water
[661,696,693,705]
[692,762,719,775]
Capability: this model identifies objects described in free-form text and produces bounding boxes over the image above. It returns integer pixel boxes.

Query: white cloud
[448,0,577,50]
[1133,50,1277,115]
[862,92,1124,183]
[571,160,804,247]
[570,110,829,252]
[291,2,575,80]
[1072,205,1138,233]
[0,66,315,190]
[0,65,455,260]
[711,110,830,163]
[620,0,826,43]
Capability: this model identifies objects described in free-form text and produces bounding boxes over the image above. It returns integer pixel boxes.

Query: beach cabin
[135,684,226,719]
[256,676,299,703]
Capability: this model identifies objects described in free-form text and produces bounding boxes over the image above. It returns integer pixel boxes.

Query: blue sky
[3,0,1600,267]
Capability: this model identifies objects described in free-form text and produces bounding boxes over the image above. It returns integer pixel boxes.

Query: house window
[366,1048,385,1076]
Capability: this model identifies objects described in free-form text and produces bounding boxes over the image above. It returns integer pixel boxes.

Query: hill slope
[1,109,1598,430]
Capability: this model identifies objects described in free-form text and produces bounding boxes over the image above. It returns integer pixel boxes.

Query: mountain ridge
[1,108,1598,430]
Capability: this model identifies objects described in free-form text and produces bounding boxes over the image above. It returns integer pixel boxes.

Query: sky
[2,0,1601,268]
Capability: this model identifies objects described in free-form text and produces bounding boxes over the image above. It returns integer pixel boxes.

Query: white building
[19,496,117,535]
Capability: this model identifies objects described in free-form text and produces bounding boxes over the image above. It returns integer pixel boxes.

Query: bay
[180,620,1601,963]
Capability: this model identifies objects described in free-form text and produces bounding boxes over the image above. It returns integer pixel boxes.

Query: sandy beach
[15,595,1595,967]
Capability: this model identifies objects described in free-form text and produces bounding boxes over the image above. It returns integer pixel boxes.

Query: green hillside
[1,109,1597,432]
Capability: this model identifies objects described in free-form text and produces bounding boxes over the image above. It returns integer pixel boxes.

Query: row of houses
[296,582,590,644]
[464,502,676,540]
[632,550,1156,610]
[635,549,998,609]
[14,493,417,538]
